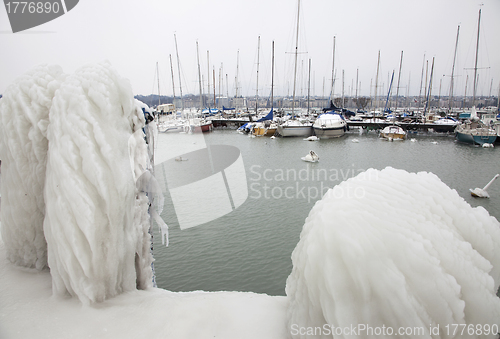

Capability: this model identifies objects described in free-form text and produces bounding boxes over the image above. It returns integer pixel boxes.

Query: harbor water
[153,129,500,296]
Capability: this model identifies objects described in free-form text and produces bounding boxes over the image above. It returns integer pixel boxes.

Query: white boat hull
[313,126,345,138]
[277,125,313,137]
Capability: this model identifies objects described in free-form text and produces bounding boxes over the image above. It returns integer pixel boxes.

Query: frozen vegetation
[1,64,499,338]
[0,62,159,304]
[0,64,65,270]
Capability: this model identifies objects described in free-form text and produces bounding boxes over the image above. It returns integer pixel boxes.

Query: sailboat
[455,9,497,145]
[379,70,406,141]
[253,38,277,137]
[277,0,313,138]
[252,109,277,136]
[455,107,496,145]
[191,41,213,133]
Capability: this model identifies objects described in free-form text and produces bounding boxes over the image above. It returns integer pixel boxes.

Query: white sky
[1,0,499,99]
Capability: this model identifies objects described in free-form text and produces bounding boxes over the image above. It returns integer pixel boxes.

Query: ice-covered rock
[286,167,500,338]
[0,64,65,270]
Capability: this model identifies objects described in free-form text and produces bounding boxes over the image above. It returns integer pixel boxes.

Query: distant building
[157,103,176,114]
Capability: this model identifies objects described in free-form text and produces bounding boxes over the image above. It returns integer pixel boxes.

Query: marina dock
[210,119,457,133]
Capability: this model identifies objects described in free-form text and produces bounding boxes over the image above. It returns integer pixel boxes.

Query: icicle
[151,207,169,247]
[136,170,169,246]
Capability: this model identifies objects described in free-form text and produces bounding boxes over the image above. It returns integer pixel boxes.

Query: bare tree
[353,97,371,110]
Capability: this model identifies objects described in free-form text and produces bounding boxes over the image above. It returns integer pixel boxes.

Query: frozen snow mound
[286,167,500,338]
[0,62,159,304]
[0,64,65,270]
[43,62,149,303]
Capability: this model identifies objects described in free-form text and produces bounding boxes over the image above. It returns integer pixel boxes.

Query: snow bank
[0,64,65,270]
[286,167,500,338]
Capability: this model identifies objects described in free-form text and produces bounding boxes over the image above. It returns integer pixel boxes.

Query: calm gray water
[153,128,500,296]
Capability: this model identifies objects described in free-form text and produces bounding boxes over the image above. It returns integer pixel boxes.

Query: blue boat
[455,120,497,145]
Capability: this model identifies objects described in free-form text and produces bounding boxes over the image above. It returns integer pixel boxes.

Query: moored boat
[379,125,406,141]
[188,118,213,133]
[312,112,347,138]
[253,120,277,137]
[481,112,500,143]
[252,108,276,137]
[434,116,459,126]
[277,119,313,137]
[455,120,497,145]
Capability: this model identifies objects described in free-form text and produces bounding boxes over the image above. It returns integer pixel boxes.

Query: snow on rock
[286,167,500,338]
[43,62,145,303]
[0,64,65,270]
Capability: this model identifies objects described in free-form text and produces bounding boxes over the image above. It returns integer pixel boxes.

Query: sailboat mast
[463,74,468,109]
[213,68,216,110]
[418,53,426,109]
[156,62,161,107]
[174,33,184,112]
[406,72,411,109]
[196,41,203,110]
[219,64,222,110]
[292,0,300,116]
[395,51,403,111]
[449,25,460,111]
[207,51,211,108]
[355,68,359,105]
[497,80,500,111]
[424,60,429,108]
[438,79,442,108]
[425,57,435,115]
[374,50,380,110]
[271,40,275,111]
[342,69,345,109]
[330,36,336,101]
[307,58,311,114]
[169,54,176,104]
[235,50,239,98]
[473,9,481,107]
[384,70,394,112]
[256,35,260,114]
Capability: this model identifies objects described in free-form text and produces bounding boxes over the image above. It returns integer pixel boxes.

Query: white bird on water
[470,174,500,198]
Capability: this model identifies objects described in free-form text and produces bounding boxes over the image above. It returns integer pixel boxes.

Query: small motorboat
[380,125,406,141]
[312,112,347,139]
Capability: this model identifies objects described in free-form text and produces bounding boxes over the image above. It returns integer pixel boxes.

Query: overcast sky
[1,0,499,100]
